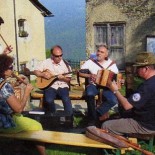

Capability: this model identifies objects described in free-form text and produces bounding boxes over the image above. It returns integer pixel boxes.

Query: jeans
[85,84,99,120]
[43,87,73,114]
[85,84,118,120]
[96,89,118,116]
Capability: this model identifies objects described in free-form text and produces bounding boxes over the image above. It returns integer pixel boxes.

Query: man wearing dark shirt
[102,52,155,135]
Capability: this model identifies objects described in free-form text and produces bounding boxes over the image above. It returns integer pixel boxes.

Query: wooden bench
[31,90,86,108]
[0,130,137,155]
[31,87,99,108]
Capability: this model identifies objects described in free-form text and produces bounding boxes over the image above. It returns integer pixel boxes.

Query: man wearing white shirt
[34,45,73,114]
[79,45,119,125]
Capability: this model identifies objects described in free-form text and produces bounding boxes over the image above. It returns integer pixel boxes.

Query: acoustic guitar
[36,71,75,89]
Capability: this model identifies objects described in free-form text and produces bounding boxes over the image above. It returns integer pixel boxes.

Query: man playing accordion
[79,44,120,126]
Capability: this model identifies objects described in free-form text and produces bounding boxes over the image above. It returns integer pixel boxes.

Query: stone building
[86,0,155,69]
[0,0,53,71]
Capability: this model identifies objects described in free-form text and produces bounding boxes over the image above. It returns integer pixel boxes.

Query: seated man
[34,45,73,114]
[102,52,155,136]
[79,44,119,125]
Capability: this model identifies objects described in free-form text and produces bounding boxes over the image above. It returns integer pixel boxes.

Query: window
[94,23,125,69]
[18,19,28,37]
[146,35,155,54]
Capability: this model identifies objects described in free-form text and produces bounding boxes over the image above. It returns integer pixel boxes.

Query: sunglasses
[8,65,13,70]
[53,54,63,58]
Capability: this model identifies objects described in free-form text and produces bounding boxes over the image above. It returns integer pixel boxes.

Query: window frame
[146,35,155,54]
[94,22,126,69]
[18,19,29,38]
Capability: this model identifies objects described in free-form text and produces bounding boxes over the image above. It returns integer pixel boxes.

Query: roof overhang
[29,0,54,17]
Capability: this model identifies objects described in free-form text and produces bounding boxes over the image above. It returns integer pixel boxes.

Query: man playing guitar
[34,45,73,114]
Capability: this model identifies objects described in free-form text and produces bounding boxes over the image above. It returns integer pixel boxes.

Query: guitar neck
[62,71,73,76]
[53,71,75,78]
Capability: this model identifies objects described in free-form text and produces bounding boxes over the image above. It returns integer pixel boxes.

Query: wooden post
[125,62,134,98]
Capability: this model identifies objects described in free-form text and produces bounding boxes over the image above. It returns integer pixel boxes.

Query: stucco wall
[0,0,46,71]
[16,0,46,62]
[86,0,155,63]
[0,0,16,53]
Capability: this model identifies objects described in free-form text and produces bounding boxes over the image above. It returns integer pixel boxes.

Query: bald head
[51,45,63,64]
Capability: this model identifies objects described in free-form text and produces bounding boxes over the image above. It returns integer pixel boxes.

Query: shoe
[95,119,101,128]
[87,120,96,126]
[99,112,109,122]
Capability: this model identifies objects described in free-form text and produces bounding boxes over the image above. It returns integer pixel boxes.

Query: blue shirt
[0,78,15,128]
[128,75,155,130]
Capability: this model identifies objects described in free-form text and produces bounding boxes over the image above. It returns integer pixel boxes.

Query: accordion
[95,69,122,89]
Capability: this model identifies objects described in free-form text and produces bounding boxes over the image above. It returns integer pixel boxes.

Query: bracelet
[113,90,119,94]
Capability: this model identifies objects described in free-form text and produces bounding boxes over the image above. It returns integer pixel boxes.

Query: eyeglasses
[53,54,63,58]
[8,65,13,70]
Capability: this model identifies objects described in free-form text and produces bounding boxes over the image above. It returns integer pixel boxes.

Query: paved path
[31,99,87,114]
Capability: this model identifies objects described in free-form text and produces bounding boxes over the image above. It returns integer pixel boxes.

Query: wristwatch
[113,90,119,94]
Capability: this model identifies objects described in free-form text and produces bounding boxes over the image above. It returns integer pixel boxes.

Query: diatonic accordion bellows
[95,69,122,89]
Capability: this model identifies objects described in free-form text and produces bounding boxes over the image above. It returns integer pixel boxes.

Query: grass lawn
[46,144,101,155]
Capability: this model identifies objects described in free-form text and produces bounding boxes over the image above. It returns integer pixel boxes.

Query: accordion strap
[90,58,103,69]
[106,60,116,69]
[90,58,116,70]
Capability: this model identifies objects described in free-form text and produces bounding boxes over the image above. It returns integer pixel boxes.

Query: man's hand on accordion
[110,75,125,89]
[90,74,97,83]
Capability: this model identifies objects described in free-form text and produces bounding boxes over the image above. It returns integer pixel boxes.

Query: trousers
[101,118,155,136]
[85,84,118,120]
[0,114,42,133]
[44,87,73,114]
[96,89,118,116]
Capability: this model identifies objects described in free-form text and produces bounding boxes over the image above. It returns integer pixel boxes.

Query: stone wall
[86,0,155,63]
